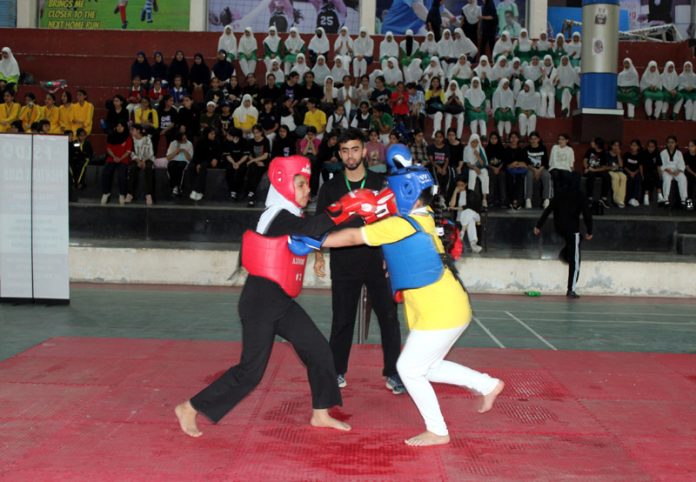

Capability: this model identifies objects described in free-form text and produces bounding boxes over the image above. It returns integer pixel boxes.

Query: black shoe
[140,8,146,21]
[113,5,119,13]
[566,291,580,299]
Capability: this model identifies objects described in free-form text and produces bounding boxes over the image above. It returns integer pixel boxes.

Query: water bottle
[525,290,541,297]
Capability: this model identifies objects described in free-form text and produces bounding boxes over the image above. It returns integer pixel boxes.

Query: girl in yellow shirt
[59,91,75,134]
[71,89,94,134]
[0,89,20,133]
[19,92,43,132]
[321,139,504,448]
[43,93,62,134]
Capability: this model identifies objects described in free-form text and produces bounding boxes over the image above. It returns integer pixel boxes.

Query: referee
[314,128,404,394]
[534,173,593,298]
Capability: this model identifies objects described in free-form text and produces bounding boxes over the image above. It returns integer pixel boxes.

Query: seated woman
[534,32,552,59]
[238,27,258,78]
[379,31,399,71]
[352,28,374,78]
[308,27,330,66]
[553,56,579,118]
[19,92,43,133]
[640,60,664,120]
[464,77,488,137]
[189,53,211,100]
[492,78,515,140]
[283,27,305,75]
[400,30,420,69]
[233,94,259,139]
[188,127,220,202]
[516,80,540,137]
[444,80,465,139]
[212,49,234,88]
[217,25,237,63]
[131,51,151,90]
[566,32,582,69]
[0,47,20,91]
[552,34,567,67]
[449,55,473,89]
[420,31,438,69]
[43,92,62,134]
[292,53,310,79]
[453,28,478,62]
[330,57,349,87]
[513,29,533,64]
[436,29,456,75]
[333,26,354,67]
[539,55,556,118]
[312,55,331,87]
[263,26,283,73]
[660,61,680,120]
[473,55,494,109]
[676,61,696,121]
[383,57,403,90]
[492,31,513,61]
[126,123,155,206]
[617,58,640,119]
[425,77,445,138]
[71,89,95,135]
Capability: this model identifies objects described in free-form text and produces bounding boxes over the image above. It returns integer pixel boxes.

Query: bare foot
[175,400,203,438]
[478,380,505,414]
[310,409,351,431]
[405,431,450,447]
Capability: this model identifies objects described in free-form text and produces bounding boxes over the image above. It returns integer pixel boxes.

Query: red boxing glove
[362,188,398,224]
[326,189,378,225]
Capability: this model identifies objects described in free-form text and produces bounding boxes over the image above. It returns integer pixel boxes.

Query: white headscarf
[515,80,540,111]
[264,26,281,53]
[464,77,486,106]
[446,80,464,104]
[541,54,556,83]
[491,56,511,81]
[522,57,542,82]
[493,78,515,110]
[404,58,423,84]
[536,33,551,52]
[464,133,487,166]
[331,57,349,83]
[0,47,20,80]
[510,57,522,77]
[437,29,454,58]
[678,61,696,90]
[380,31,399,59]
[368,68,383,88]
[233,94,259,124]
[292,53,309,77]
[383,57,403,85]
[309,27,330,54]
[450,55,473,81]
[453,28,477,58]
[400,29,420,57]
[312,55,331,85]
[617,58,639,88]
[661,61,679,91]
[324,76,337,101]
[270,59,285,83]
[257,186,302,234]
[554,56,578,88]
[354,27,374,57]
[474,55,492,79]
[492,32,512,59]
[239,28,258,56]
[554,33,566,53]
[515,29,532,52]
[334,26,354,55]
[423,57,444,82]
[566,32,581,58]
[640,60,662,90]
[218,25,238,57]
[285,27,305,54]
[421,31,438,55]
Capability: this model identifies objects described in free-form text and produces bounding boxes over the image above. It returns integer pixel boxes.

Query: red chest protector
[241,230,307,298]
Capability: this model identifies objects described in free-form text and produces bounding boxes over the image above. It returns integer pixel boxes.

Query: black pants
[127,160,154,196]
[167,160,187,190]
[463,22,479,49]
[489,169,507,206]
[244,163,267,197]
[506,171,526,206]
[329,276,401,378]
[480,28,496,58]
[188,161,209,193]
[190,285,341,423]
[226,162,247,195]
[585,171,610,199]
[626,172,643,201]
[69,156,90,187]
[101,162,127,195]
[559,233,581,293]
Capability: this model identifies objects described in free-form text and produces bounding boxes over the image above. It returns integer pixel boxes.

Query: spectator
[365,128,386,166]
[101,121,132,205]
[148,78,167,108]
[521,55,543,89]
[660,61,679,119]
[168,50,190,87]
[158,94,179,148]
[43,93,61,134]
[151,51,168,84]
[308,27,330,66]
[104,94,128,135]
[465,76,488,137]
[549,133,575,188]
[352,27,374,78]
[200,101,221,134]
[337,74,356,117]
[464,132,490,208]
[505,131,527,209]
[399,29,419,69]
[420,32,438,68]
[617,58,639,119]
[69,128,93,190]
[312,55,331,87]
[19,92,42,133]
[370,103,393,144]
[270,124,297,158]
[242,73,260,105]
[170,75,188,109]
[450,55,473,88]
[426,0,444,41]
[437,29,456,71]
[607,140,627,208]
[492,31,513,60]
[536,32,553,58]
[660,136,693,209]
[268,59,285,86]
[428,130,451,191]
[58,91,74,134]
[188,127,220,202]
[134,97,159,151]
[300,126,322,195]
[263,26,283,73]
[166,131,193,197]
[238,27,258,78]
[190,53,211,100]
[126,124,155,206]
[221,127,249,201]
[539,55,556,118]
[317,132,342,183]
[177,95,199,140]
[259,73,282,105]
[676,61,696,121]
[283,27,305,75]
[524,131,551,208]
[449,177,483,253]
[298,71,323,106]
[406,82,425,131]
[131,52,152,89]
[331,57,350,88]
[514,29,533,63]
[303,98,327,138]
[205,77,225,106]
[566,32,582,68]
[447,127,464,174]
[516,80,540,137]
[71,89,94,135]
[493,78,515,140]
[218,25,238,62]
[409,128,429,166]
[243,124,271,206]
[554,56,579,117]
[379,31,399,70]
[552,34,567,66]
[126,75,146,115]
[623,139,644,207]
[326,103,349,134]
[258,98,279,143]
[425,76,445,137]
[212,50,235,87]
[443,80,465,139]
[404,58,424,87]
[370,75,392,111]
[0,47,20,90]
[486,131,507,207]
[383,57,403,89]
[453,27,478,60]
[644,139,664,205]
[355,75,372,106]
[461,0,481,49]
[390,81,410,125]
[685,139,696,200]
[219,102,233,136]
[480,0,498,58]
[291,53,310,79]
[278,95,298,133]
[583,137,610,207]
[322,76,338,112]
[640,60,663,120]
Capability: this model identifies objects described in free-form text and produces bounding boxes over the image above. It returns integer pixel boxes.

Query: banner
[208,0,362,34]
[622,0,692,37]
[38,0,190,30]
[377,0,527,36]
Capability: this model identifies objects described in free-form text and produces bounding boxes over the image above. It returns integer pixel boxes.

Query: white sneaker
[542,198,550,208]
[525,199,532,209]
[617,202,625,208]
[195,192,204,201]
[189,191,198,201]
[629,199,640,207]
[657,192,665,204]
[482,199,488,208]
[119,195,126,205]
[471,243,483,253]
[172,186,180,196]
[643,194,649,206]
[100,194,110,205]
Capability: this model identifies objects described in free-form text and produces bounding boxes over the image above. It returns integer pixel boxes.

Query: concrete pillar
[17,0,38,28]
[190,0,207,32]
[361,0,377,35]
[528,0,549,39]
[580,0,619,109]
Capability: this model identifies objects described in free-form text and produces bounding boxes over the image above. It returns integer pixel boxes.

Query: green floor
[1,286,695,361]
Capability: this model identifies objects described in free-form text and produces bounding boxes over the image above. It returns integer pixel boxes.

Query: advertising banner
[208,0,362,34]
[622,0,692,37]
[377,0,527,36]
[39,0,190,30]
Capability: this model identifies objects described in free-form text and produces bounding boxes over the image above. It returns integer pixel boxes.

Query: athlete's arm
[412,0,429,21]
[323,227,365,248]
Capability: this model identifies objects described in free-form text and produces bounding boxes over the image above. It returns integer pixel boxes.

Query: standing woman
[168,50,190,88]
[464,77,488,137]
[640,60,664,120]
[263,26,283,73]
[218,25,238,63]
[492,78,515,140]
[101,121,132,206]
[284,27,305,75]
[617,58,639,119]
[238,28,259,78]
[479,0,498,59]
[353,27,374,78]
[461,0,482,49]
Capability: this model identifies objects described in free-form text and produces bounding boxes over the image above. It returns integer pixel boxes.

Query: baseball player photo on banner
[208,0,361,34]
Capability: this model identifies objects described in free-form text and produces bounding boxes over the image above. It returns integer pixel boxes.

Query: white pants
[617,102,635,118]
[239,59,257,78]
[430,112,443,137]
[644,99,664,118]
[458,208,481,244]
[468,168,489,195]
[674,99,696,120]
[518,113,536,137]
[353,57,367,79]
[445,113,464,138]
[540,90,555,118]
[496,120,511,138]
[560,89,572,115]
[469,119,487,137]
[663,171,688,201]
[397,325,500,436]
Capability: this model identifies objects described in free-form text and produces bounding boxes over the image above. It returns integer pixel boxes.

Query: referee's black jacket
[536,189,593,237]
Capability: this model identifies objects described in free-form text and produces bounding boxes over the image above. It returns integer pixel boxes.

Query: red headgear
[268,155,312,207]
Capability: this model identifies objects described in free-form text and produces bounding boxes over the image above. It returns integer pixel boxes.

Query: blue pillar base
[580,73,618,110]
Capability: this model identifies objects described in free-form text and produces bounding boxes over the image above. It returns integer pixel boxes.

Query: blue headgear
[386,144,436,215]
